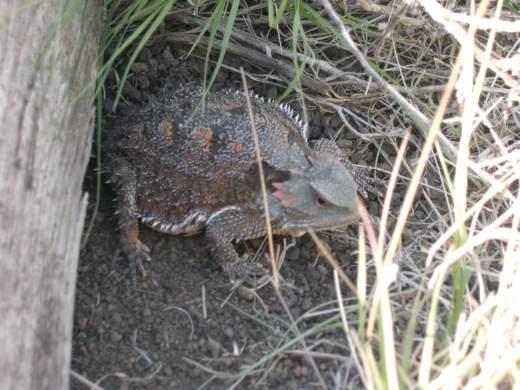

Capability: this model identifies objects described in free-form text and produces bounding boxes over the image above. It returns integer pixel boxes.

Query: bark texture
[0,1,100,389]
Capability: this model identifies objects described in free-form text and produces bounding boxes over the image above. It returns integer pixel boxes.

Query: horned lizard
[106,82,379,282]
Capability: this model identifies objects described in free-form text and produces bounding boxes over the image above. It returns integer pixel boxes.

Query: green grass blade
[113,0,177,108]
[271,0,289,29]
[201,0,226,99]
[205,0,240,95]
[267,0,275,28]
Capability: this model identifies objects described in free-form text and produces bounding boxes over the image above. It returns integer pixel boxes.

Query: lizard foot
[352,166,386,198]
[222,254,270,286]
[122,239,151,280]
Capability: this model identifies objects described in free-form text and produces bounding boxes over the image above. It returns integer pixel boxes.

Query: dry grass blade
[308,230,357,294]
[333,270,369,389]
[320,0,431,133]
[240,68,279,289]
[418,0,520,32]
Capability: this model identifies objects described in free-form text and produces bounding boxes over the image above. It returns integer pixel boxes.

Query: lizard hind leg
[108,156,151,278]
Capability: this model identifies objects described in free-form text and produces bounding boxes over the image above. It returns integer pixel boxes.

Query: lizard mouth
[284,219,355,236]
[275,210,360,236]
[285,229,308,237]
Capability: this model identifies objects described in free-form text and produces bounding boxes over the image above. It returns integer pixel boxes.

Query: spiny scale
[247,89,306,133]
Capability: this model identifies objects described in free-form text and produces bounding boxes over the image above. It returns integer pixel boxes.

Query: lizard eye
[316,195,331,207]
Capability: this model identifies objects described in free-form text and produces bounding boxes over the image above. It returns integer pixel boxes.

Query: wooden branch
[167,32,331,94]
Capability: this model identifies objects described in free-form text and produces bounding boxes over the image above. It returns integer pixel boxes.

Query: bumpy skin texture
[106,83,374,282]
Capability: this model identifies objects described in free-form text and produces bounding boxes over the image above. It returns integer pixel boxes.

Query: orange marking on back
[230,142,243,152]
[158,120,174,144]
[254,114,267,127]
[193,128,214,152]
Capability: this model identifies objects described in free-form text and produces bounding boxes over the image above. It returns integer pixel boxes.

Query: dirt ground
[70,41,386,389]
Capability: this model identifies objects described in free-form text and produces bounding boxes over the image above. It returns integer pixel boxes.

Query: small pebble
[95,211,105,223]
[306,264,321,281]
[381,143,395,156]
[286,246,301,261]
[111,331,122,342]
[317,264,328,276]
[123,82,141,101]
[158,63,167,73]
[137,47,152,62]
[87,341,97,352]
[415,209,426,220]
[328,116,342,128]
[222,357,234,367]
[103,98,115,113]
[302,298,313,311]
[189,368,201,378]
[139,76,150,90]
[161,46,175,63]
[112,312,122,324]
[368,200,380,215]
[148,58,158,72]
[206,337,222,357]
[336,138,353,149]
[130,62,149,73]
[381,161,392,172]
[78,317,88,330]
[215,71,228,83]
[237,286,255,301]
[351,152,363,163]
[77,331,87,340]
[344,130,359,140]
[276,363,289,379]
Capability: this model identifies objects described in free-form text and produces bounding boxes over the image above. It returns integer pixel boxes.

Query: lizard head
[266,152,359,234]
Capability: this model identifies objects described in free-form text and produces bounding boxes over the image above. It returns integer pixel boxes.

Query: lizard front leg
[108,156,151,278]
[205,207,269,284]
